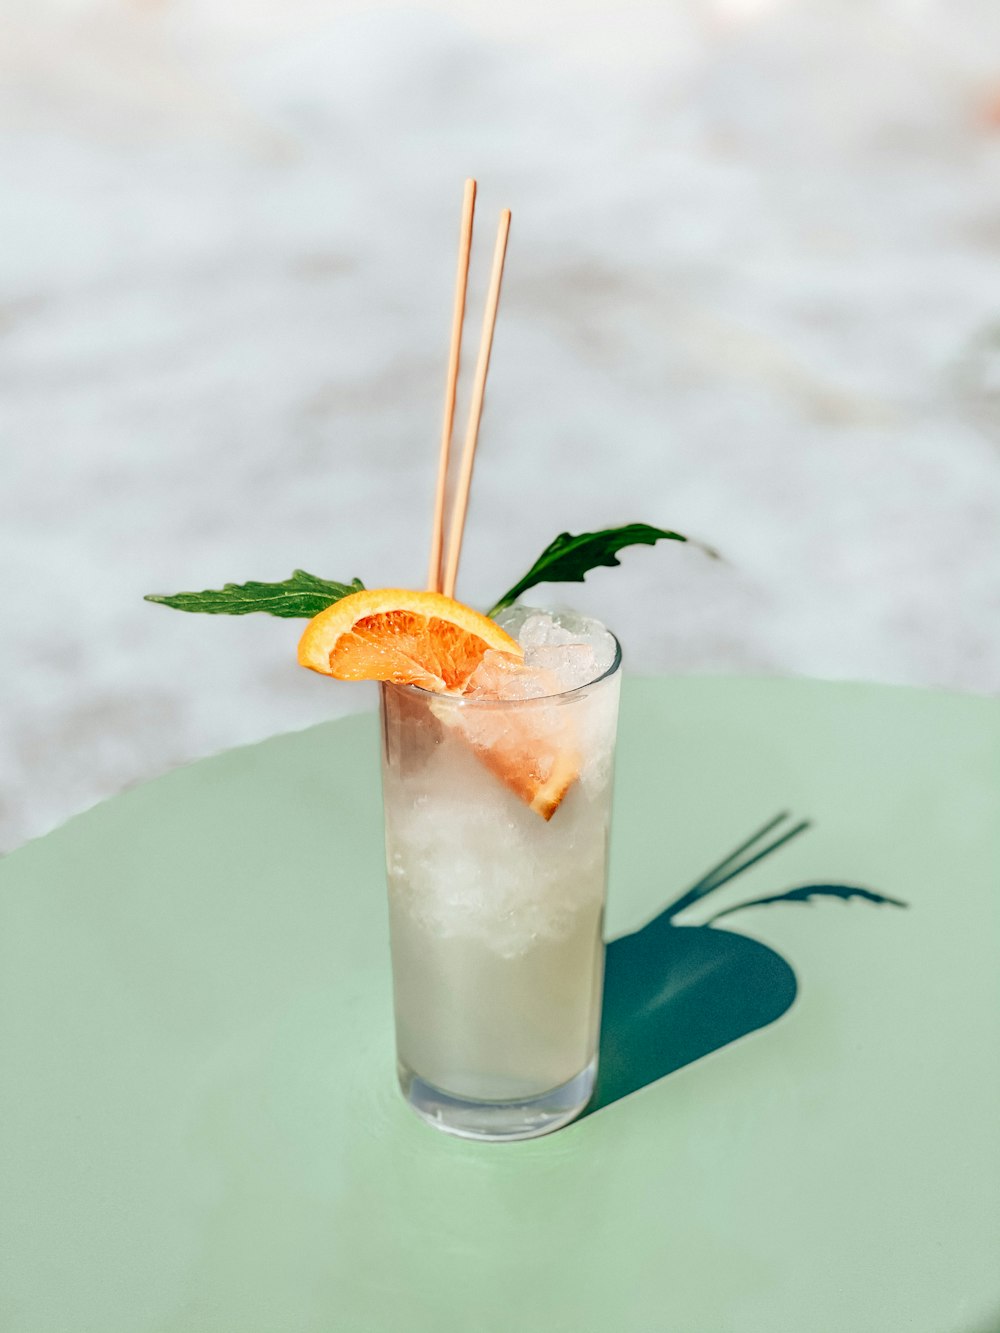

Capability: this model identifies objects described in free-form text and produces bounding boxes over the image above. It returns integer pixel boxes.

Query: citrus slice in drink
[435,652,581,820]
[297,587,522,692]
[450,709,581,820]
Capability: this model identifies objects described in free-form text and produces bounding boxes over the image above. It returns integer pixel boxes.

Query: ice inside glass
[380,608,622,1140]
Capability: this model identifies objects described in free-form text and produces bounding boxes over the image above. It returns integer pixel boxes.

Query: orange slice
[297,588,522,692]
[452,652,579,818]
[458,715,580,820]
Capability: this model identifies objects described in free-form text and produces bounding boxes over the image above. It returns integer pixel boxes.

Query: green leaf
[144,571,365,619]
[487,523,717,617]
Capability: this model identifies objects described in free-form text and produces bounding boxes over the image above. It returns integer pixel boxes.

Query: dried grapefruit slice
[297,588,521,692]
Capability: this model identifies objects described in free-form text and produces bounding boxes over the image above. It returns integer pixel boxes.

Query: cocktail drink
[380,608,621,1139]
[145,179,713,1142]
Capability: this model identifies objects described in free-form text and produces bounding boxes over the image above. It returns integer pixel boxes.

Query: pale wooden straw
[441,208,511,600]
[426,178,477,592]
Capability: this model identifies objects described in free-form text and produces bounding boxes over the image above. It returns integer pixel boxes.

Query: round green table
[2,678,998,1332]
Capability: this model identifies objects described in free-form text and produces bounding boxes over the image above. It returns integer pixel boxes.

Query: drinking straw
[427,178,477,592]
[441,208,512,600]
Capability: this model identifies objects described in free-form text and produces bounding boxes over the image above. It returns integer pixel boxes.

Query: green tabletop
[2,678,998,1333]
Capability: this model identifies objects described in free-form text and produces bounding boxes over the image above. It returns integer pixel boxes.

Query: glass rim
[386,630,623,709]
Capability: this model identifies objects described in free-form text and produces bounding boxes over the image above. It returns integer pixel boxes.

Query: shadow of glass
[589,916,797,1113]
[586,813,907,1116]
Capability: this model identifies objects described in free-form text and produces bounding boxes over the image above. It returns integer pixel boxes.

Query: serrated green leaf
[144,571,365,619]
[487,524,717,617]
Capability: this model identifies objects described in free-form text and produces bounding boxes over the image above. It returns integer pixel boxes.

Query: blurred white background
[2,0,1000,852]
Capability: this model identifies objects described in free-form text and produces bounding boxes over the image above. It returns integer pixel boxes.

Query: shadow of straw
[587,813,907,1115]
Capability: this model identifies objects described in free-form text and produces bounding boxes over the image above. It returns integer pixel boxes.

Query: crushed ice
[465,607,617,700]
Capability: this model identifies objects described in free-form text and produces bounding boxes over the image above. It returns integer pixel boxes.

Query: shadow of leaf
[706,882,908,924]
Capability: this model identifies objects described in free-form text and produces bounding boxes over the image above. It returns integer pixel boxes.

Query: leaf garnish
[487,524,717,617]
[145,571,365,618]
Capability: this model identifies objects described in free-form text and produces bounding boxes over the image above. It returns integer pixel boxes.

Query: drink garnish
[297,587,521,692]
[143,524,711,623]
[145,571,364,618]
[486,523,716,616]
[433,689,581,821]
[143,181,718,816]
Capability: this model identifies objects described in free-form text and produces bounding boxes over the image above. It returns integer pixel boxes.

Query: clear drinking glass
[378,632,622,1141]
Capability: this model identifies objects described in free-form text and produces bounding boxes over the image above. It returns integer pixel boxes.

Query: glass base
[398,1058,597,1142]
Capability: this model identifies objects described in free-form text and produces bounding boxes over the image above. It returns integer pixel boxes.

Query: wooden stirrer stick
[426,178,477,592]
[441,208,511,600]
